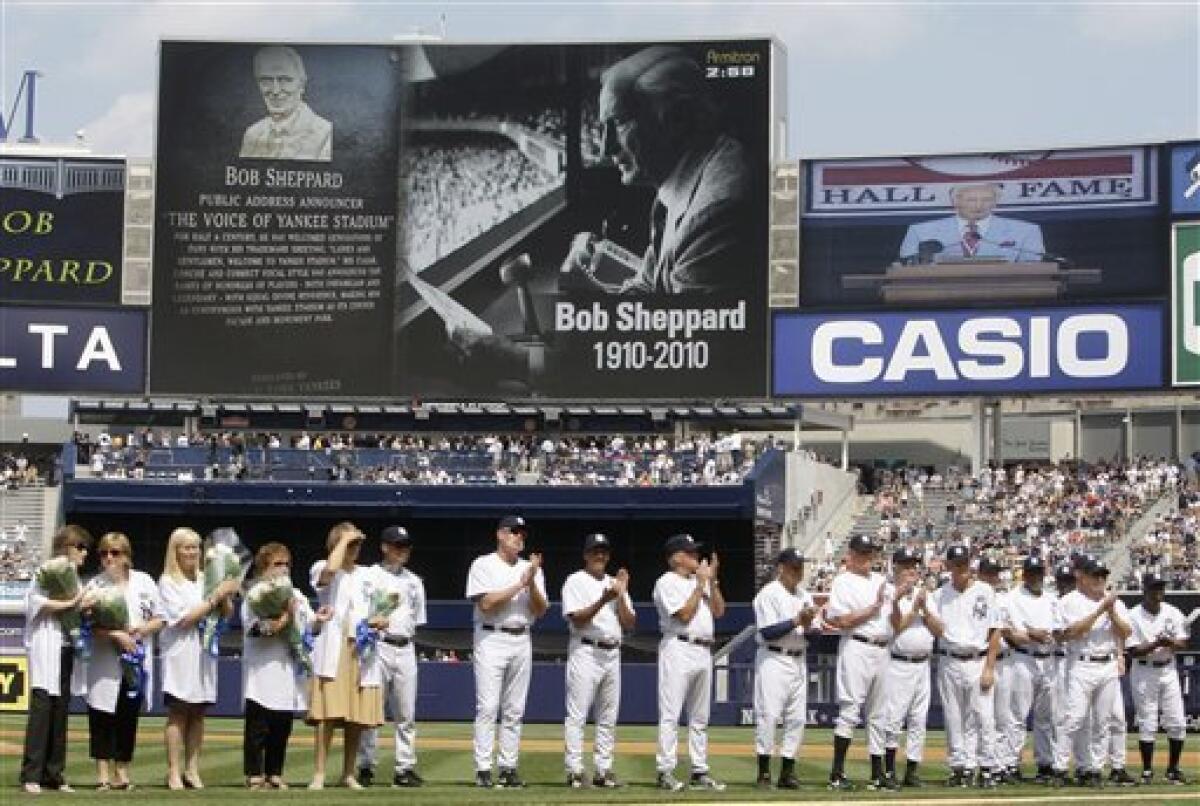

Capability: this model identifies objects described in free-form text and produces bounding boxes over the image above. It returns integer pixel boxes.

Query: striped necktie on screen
[962,223,981,257]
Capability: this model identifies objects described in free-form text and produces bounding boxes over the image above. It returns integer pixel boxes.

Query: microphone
[973,234,1073,267]
[916,239,944,265]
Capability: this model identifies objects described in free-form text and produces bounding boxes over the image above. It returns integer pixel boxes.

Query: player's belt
[581,637,621,651]
[1054,651,1066,658]
[767,645,804,658]
[850,634,889,648]
[381,635,412,648]
[942,649,987,661]
[996,650,1012,661]
[1077,653,1114,662]
[890,652,930,663]
[1014,646,1054,659]
[676,635,714,647]
[481,625,528,636]
[1135,658,1173,668]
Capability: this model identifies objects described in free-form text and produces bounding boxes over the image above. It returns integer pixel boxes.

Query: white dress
[158,575,217,705]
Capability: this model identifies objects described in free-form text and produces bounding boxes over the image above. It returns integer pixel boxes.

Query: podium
[841,261,1100,304]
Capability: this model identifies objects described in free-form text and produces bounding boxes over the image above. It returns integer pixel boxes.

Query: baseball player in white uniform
[561,533,635,788]
[1051,562,1090,778]
[924,544,1001,789]
[976,555,1017,783]
[652,533,726,792]
[1000,554,1057,782]
[1127,571,1190,785]
[356,526,427,788]
[1050,557,1131,788]
[465,515,548,788]
[823,534,891,791]
[751,548,817,790]
[881,546,934,790]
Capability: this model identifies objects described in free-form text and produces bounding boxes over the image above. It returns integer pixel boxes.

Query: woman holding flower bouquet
[20,525,92,794]
[243,542,330,789]
[158,527,240,790]
[83,531,165,790]
[306,521,387,790]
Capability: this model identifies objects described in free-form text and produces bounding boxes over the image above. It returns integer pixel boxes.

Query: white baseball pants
[472,631,532,772]
[563,642,621,774]
[753,648,807,759]
[656,638,712,774]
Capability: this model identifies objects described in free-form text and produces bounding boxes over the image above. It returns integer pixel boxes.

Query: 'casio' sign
[812,314,1127,383]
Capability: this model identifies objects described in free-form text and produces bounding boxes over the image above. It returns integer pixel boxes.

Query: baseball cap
[1142,571,1167,589]
[583,533,611,552]
[1084,557,1111,577]
[1070,552,1091,571]
[978,555,1003,575]
[380,525,411,546]
[847,534,879,553]
[1022,555,1046,574]
[1054,562,1074,582]
[777,547,806,566]
[945,544,970,564]
[664,533,702,556]
[498,515,528,532]
[892,546,921,565]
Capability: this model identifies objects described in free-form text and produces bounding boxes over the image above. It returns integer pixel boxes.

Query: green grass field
[2,715,1196,804]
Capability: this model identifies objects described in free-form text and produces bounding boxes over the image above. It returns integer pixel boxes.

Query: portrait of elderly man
[897,183,1045,264]
[563,46,754,295]
[239,45,333,162]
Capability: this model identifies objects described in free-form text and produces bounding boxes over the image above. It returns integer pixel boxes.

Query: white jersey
[158,574,217,704]
[1055,590,1128,656]
[371,564,427,639]
[752,580,814,652]
[82,570,164,713]
[1128,602,1185,664]
[1005,585,1057,654]
[465,552,546,629]
[932,580,997,653]
[308,563,382,686]
[561,570,632,644]
[825,570,891,641]
[890,590,936,656]
[653,570,714,640]
[240,592,313,712]
[24,578,68,696]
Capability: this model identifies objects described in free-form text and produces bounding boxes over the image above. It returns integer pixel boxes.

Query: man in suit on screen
[897,183,1045,264]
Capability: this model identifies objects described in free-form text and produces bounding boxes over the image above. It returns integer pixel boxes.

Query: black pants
[243,699,294,778]
[20,647,73,786]
[88,679,143,762]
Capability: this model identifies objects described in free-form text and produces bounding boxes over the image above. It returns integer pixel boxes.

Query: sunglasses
[271,561,291,568]
[99,549,125,558]
[69,544,88,551]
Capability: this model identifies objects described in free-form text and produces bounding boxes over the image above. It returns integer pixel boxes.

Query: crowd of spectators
[77,430,760,488]
[0,521,37,582]
[2,448,43,489]
[808,459,1182,593]
[402,134,562,271]
[1124,486,1200,590]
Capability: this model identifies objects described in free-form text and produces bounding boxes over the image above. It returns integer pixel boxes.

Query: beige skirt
[305,639,383,727]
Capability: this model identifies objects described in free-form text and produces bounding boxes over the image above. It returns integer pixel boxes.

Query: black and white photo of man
[240,45,333,162]
[562,46,753,295]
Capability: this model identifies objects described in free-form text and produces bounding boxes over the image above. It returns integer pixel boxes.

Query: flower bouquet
[355,587,400,661]
[198,527,251,656]
[245,575,313,674]
[89,583,145,697]
[34,556,86,657]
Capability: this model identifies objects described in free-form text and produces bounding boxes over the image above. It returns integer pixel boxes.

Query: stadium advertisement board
[0,156,125,306]
[1171,221,1200,386]
[150,39,774,399]
[772,304,1163,397]
[800,146,1163,309]
[0,305,146,393]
